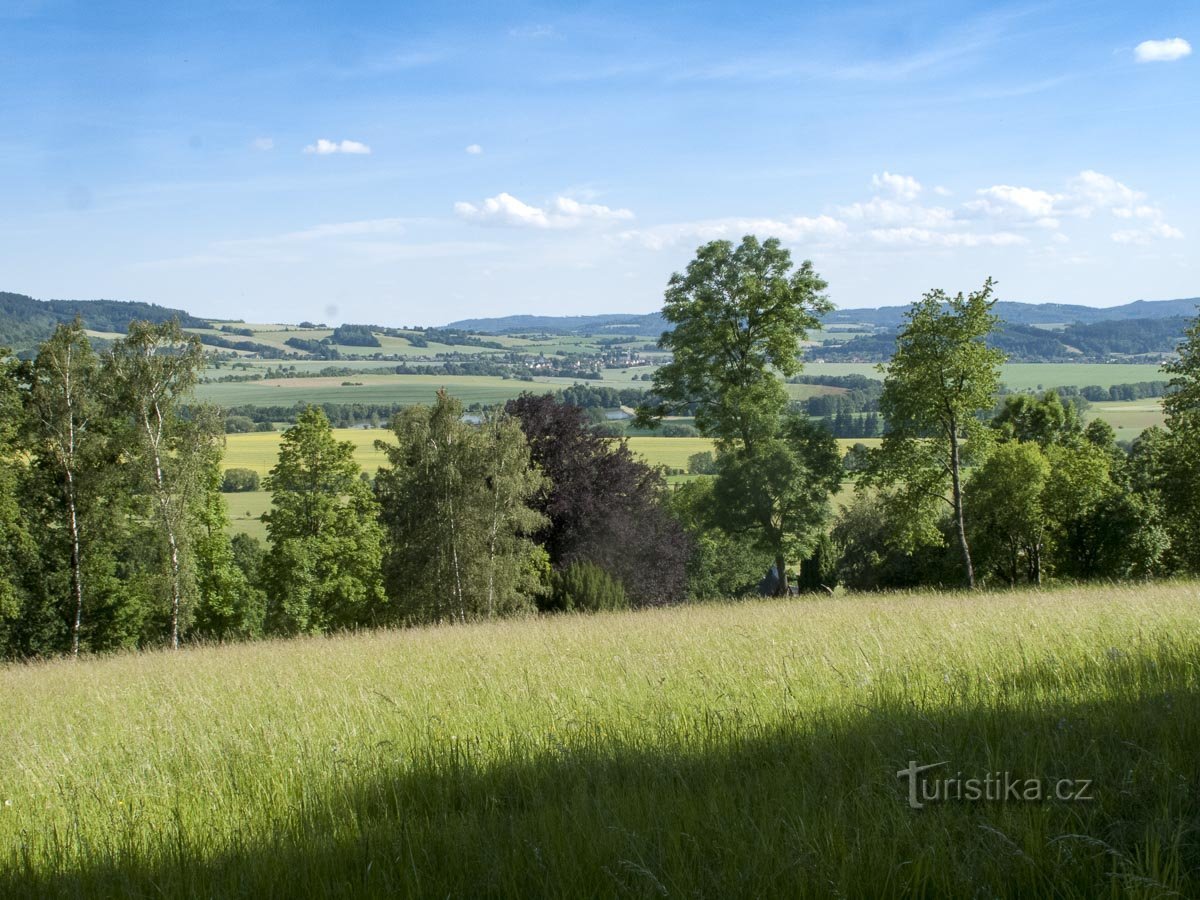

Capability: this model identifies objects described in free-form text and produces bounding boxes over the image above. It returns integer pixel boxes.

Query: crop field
[3,583,1198,897]
[223,431,723,478]
[196,373,590,408]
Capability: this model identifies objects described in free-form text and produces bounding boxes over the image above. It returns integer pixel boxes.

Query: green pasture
[3,583,1198,896]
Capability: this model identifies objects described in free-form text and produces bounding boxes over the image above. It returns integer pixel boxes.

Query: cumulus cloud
[839,196,956,229]
[619,215,848,250]
[303,138,372,155]
[872,171,922,200]
[465,144,483,155]
[1112,223,1184,244]
[867,227,1027,248]
[455,192,633,229]
[961,171,1179,241]
[1134,38,1192,63]
[251,137,274,151]
[967,185,1061,219]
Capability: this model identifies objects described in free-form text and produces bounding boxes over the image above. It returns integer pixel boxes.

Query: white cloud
[619,215,848,250]
[303,138,372,155]
[839,196,956,229]
[1134,38,1192,63]
[872,171,922,201]
[1112,223,1184,244]
[465,144,483,155]
[867,227,1027,248]
[967,185,1061,219]
[455,192,633,229]
[1067,170,1143,216]
[251,137,274,151]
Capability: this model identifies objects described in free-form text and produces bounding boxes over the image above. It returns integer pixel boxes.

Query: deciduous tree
[376,391,546,624]
[867,280,1005,588]
[262,407,385,635]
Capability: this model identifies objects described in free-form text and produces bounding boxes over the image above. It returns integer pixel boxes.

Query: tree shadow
[6,653,1199,898]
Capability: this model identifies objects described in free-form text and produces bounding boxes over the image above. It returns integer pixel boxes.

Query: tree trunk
[774,553,789,596]
[149,439,183,650]
[65,474,84,658]
[948,423,975,589]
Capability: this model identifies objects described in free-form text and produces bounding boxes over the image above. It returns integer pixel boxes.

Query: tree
[709,416,843,594]
[965,441,1051,585]
[639,235,831,451]
[262,407,385,635]
[0,350,36,655]
[221,468,260,492]
[191,455,263,641]
[669,479,771,599]
[636,236,834,594]
[108,320,216,649]
[867,280,1005,588]
[376,392,546,624]
[24,320,105,656]
[1041,441,1115,579]
[1156,314,1200,572]
[505,393,690,606]
[992,390,1081,448]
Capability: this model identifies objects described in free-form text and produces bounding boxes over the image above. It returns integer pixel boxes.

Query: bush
[796,533,838,594]
[225,415,256,434]
[221,468,261,493]
[547,561,628,613]
[687,451,717,475]
[661,423,699,437]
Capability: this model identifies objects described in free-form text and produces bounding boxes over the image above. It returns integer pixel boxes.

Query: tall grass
[2,583,1198,897]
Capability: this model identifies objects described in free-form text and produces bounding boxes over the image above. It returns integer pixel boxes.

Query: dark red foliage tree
[505,393,690,606]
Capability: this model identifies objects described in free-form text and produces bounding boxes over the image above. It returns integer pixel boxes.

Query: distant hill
[0,292,209,352]
[447,298,1199,334]
[444,312,670,335]
[823,297,1200,328]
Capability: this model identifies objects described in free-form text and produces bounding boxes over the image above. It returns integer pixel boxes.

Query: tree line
[2,235,1199,661]
[0,321,690,658]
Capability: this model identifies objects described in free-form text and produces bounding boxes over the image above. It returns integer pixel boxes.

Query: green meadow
[3,583,1197,897]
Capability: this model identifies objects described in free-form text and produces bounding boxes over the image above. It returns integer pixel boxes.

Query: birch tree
[108,320,215,648]
[376,391,546,624]
[25,320,103,656]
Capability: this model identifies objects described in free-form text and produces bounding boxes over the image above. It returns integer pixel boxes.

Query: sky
[0,1,1197,326]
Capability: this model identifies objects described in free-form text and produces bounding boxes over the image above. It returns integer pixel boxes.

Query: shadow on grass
[6,654,1199,898]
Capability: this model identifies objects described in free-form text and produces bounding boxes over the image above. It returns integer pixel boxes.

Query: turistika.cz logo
[896,761,1094,809]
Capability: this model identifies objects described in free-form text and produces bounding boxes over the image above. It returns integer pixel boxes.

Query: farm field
[196,373,591,408]
[3,583,1198,897]
[802,362,1167,391]
[1087,400,1165,441]
[223,431,880,479]
[195,363,1168,412]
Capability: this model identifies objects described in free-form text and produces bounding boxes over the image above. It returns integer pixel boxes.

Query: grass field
[2,583,1198,896]
[1087,400,1165,441]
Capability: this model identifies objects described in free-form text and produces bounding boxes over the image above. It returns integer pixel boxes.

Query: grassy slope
[2,583,1197,897]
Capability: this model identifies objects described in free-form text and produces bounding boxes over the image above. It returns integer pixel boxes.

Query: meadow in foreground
[2,582,1198,898]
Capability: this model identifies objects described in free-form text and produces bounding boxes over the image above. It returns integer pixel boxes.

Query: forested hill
[444,312,670,334]
[448,297,1199,334]
[0,292,208,352]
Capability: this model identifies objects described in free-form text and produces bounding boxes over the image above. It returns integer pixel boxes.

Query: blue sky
[1,1,1196,325]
